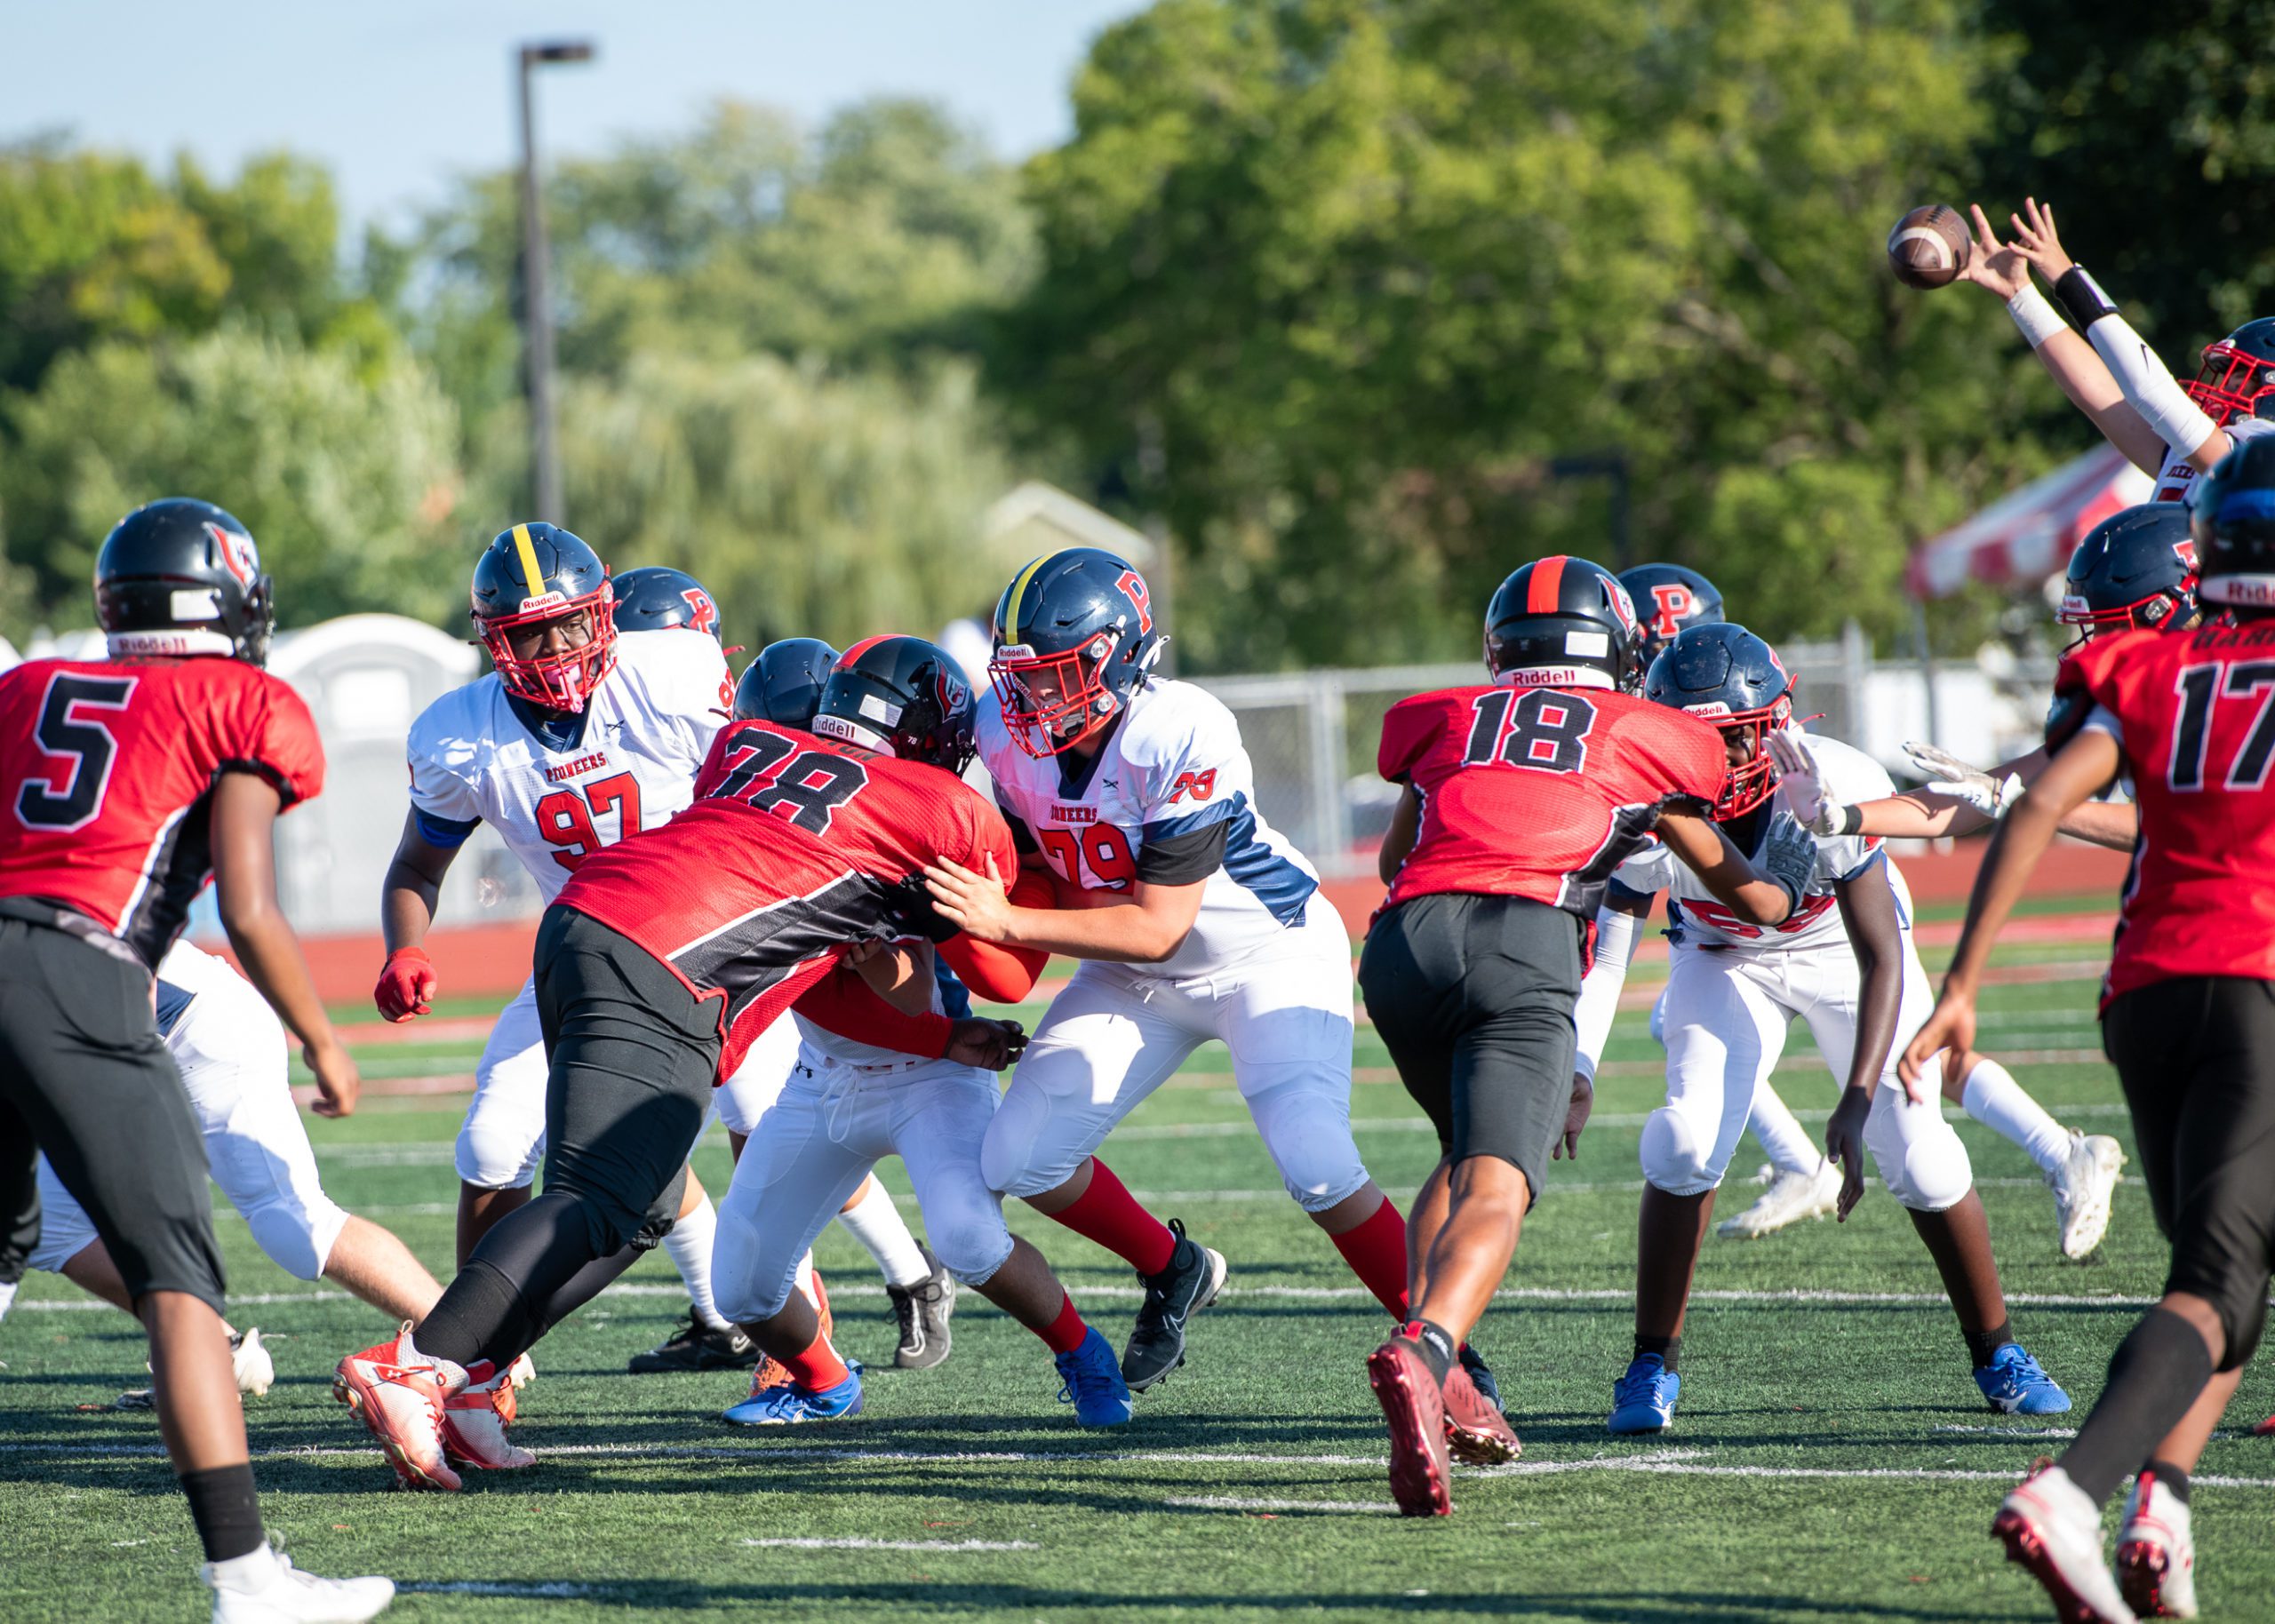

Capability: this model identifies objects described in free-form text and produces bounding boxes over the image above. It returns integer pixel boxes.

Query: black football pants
[414,904,722,1368]
[0,902,227,1313]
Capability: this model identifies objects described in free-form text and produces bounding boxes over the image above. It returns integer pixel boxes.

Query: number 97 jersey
[405,627,733,901]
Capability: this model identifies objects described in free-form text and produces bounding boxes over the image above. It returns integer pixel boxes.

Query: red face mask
[989,632,1121,758]
[478,588,619,713]
[1693,690,1795,818]
[2186,342,2275,426]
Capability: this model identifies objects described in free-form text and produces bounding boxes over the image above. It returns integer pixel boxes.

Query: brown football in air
[1887,205,1971,290]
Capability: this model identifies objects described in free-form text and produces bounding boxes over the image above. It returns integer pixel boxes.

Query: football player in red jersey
[1355,556,1816,1516]
[1904,437,2275,1623]
[0,500,394,1622]
[333,636,1032,1491]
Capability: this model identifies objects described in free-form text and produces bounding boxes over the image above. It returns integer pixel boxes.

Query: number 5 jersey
[0,656,324,967]
[1375,681,1729,965]
[404,625,734,900]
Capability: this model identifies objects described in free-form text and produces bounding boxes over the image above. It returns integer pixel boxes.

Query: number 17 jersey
[405,629,733,901]
[1376,681,1730,955]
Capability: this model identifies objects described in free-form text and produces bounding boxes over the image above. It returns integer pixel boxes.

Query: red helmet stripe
[1526,556,1569,614]
[839,634,890,664]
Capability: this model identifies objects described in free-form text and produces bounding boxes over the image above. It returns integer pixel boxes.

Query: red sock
[1045,1158,1177,1276]
[779,1331,850,1393]
[1033,1291,1089,1356]
[1329,1195,1411,1319]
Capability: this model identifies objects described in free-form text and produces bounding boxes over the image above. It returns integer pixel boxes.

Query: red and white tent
[1904,444,2154,600]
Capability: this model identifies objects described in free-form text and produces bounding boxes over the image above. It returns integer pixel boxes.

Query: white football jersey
[2151,413,2275,504]
[978,677,1321,978]
[1615,733,1911,953]
[406,629,733,901]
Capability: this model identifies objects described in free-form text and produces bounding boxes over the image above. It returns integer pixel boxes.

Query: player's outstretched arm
[212,770,361,1118]
[1901,727,2122,1090]
[1960,202,2167,474]
[1656,809,1801,927]
[924,854,1205,965]
[375,811,461,1021]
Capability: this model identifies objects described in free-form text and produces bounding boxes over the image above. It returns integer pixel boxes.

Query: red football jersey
[2059,620,2275,1001]
[556,720,1018,1076]
[0,656,324,968]
[1377,682,1731,959]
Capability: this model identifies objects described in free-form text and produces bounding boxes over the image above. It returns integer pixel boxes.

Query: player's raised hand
[374,944,435,1022]
[306,1036,362,1118]
[923,855,1016,943]
[1903,741,2024,819]
[945,1016,1028,1071]
[1901,983,1976,1095]
[1824,1087,1870,1220]
[1553,1071,1593,1160]
[2007,196,2074,283]
[1768,729,1845,837]
[1954,204,2032,300]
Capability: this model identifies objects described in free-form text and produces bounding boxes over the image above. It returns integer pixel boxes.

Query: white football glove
[1901,741,2025,820]
[1768,728,1847,837]
[1760,811,1821,914]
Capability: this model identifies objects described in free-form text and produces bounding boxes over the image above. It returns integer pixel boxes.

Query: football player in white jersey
[1957,198,2275,505]
[1573,623,2071,1437]
[926,549,1484,1404]
[376,526,754,1442]
[1,943,447,1406]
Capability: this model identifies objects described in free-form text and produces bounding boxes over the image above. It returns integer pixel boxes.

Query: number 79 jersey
[1376,682,1729,950]
[405,628,732,902]
[977,677,1325,978]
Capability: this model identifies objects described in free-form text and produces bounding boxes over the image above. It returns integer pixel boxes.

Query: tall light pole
[517,38,594,523]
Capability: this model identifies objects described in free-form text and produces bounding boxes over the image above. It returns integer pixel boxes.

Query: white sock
[1961,1057,2072,1176]
[204,1543,279,1591]
[1746,1081,1821,1177]
[836,1176,930,1288]
[663,1196,733,1332]
[0,1278,18,1325]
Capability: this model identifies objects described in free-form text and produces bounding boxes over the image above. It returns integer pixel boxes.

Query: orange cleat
[333,1324,462,1492]
[1441,1361,1521,1466]
[1367,1333,1452,1517]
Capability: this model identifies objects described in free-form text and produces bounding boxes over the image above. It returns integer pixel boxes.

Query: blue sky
[3,1,1146,230]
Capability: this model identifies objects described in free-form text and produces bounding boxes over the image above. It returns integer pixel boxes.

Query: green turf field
[5,918,2272,1623]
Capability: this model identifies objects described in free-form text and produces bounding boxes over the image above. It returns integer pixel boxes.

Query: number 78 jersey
[406,629,732,902]
[1376,682,1729,951]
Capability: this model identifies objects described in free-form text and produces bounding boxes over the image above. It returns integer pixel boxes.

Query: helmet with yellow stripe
[989,547,1165,758]
[470,521,617,713]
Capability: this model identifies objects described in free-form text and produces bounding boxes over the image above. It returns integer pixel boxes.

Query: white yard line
[742,1537,1037,1551]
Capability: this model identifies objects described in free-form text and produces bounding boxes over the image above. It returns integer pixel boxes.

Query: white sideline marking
[1169,1495,1398,1514]
[743,1537,1038,1551]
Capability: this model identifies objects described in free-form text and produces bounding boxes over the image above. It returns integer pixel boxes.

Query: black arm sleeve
[1137,820,1229,885]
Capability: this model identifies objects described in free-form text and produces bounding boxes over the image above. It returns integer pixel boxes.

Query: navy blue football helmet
[2190,434,2275,611]
[1483,555,1644,692]
[990,548,1164,757]
[470,522,615,712]
[815,634,978,774]
[1619,562,1725,668]
[2057,506,2198,647]
[2188,317,2275,424]
[734,637,840,728]
[1645,622,1794,817]
[611,566,722,640]
[94,498,275,665]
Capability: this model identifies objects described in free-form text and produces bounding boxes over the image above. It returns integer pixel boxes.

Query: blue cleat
[1608,1354,1680,1435]
[722,1366,864,1427]
[1055,1327,1135,1427]
[1976,1343,2071,1415]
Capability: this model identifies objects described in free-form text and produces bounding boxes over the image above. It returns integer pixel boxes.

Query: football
[1886,204,1971,290]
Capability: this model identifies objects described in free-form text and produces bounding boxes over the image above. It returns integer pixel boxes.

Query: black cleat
[627,1308,763,1373]
[1120,1218,1226,1391]
[887,1242,957,1371]
[1458,1341,1504,1413]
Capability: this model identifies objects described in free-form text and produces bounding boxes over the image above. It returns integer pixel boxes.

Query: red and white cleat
[442,1367,536,1472]
[1992,1463,2135,1624]
[1441,1361,1521,1466]
[333,1324,462,1493]
[2116,1470,2197,1619]
[1366,1333,1452,1517]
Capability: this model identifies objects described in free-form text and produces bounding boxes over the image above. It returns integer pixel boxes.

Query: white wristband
[2007,285,2065,350]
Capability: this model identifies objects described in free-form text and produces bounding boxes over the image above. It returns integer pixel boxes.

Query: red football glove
[375,945,437,1023]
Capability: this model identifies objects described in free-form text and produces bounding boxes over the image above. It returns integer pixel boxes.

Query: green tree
[1001,0,2063,669]
[0,325,464,636]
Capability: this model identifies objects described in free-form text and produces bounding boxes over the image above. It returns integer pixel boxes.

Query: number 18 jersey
[405,628,733,901]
